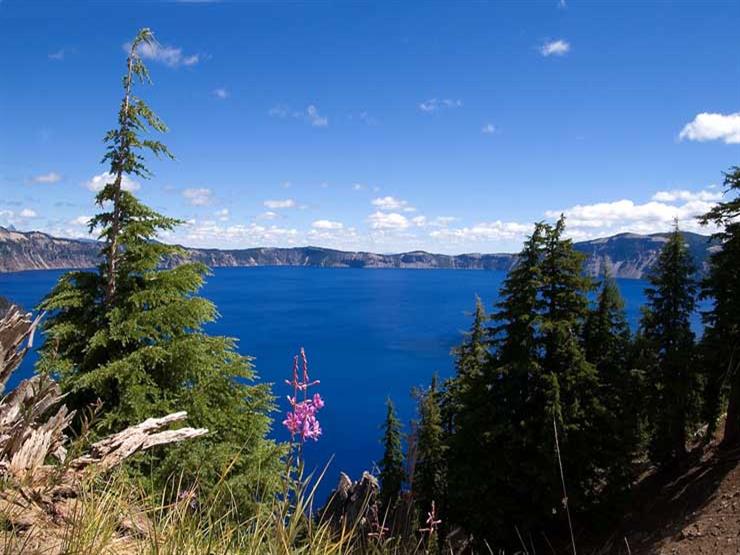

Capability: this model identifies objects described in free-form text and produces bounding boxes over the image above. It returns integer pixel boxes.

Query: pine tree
[37,29,281,513]
[379,398,405,510]
[639,224,698,464]
[445,297,491,535]
[412,375,446,518]
[584,271,642,495]
[537,216,603,509]
[700,167,740,445]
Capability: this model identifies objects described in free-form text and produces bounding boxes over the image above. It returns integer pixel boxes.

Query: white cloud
[215,208,229,221]
[19,208,37,218]
[212,88,229,99]
[306,105,328,127]
[353,183,366,191]
[180,220,299,248]
[371,196,415,212]
[547,188,722,239]
[481,123,496,134]
[48,49,65,61]
[679,112,740,144]
[33,171,61,184]
[368,211,410,230]
[182,187,213,206]
[430,221,531,242]
[259,211,278,220]
[264,198,296,209]
[128,40,199,67]
[652,189,723,202]
[419,98,462,113]
[312,219,343,230]
[70,215,92,227]
[269,104,328,127]
[540,39,570,57]
[86,172,140,192]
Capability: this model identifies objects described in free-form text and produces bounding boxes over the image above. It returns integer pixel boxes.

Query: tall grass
[0,464,441,554]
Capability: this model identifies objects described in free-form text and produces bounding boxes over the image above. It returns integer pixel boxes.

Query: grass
[0,463,444,555]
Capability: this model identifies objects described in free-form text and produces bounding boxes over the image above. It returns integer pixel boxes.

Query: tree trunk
[723,377,740,446]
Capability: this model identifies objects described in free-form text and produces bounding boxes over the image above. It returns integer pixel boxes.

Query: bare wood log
[0,307,209,538]
[70,412,208,471]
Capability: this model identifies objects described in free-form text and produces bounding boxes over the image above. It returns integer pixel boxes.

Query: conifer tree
[700,167,740,445]
[537,216,602,508]
[445,297,491,533]
[37,29,281,513]
[379,398,405,510]
[639,224,698,464]
[584,271,642,494]
[412,375,446,518]
[456,224,547,540]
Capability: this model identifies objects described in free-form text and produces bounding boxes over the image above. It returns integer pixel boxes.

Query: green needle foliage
[700,166,740,445]
[36,28,281,515]
[584,270,644,497]
[412,375,446,519]
[639,223,699,465]
[379,398,406,510]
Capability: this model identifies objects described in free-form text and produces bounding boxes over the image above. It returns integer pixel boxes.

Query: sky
[1,0,739,254]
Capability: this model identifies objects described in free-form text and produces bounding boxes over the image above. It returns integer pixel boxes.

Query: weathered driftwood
[0,306,208,536]
[321,471,380,535]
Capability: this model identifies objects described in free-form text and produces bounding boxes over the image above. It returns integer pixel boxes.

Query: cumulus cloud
[70,215,92,227]
[367,211,410,230]
[33,171,61,184]
[127,40,199,67]
[212,88,229,99]
[371,196,415,212]
[19,208,37,218]
[269,104,328,127]
[179,220,299,248]
[306,105,328,127]
[215,208,229,221]
[540,39,570,57]
[430,221,531,242]
[182,188,213,206]
[419,98,462,113]
[679,112,740,144]
[259,211,278,220]
[546,188,722,239]
[652,189,723,202]
[86,172,140,192]
[264,199,296,209]
[312,219,344,230]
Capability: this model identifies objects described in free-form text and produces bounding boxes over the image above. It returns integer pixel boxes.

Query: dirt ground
[599,433,740,554]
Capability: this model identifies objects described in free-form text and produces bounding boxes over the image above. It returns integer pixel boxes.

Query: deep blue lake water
[0,267,656,502]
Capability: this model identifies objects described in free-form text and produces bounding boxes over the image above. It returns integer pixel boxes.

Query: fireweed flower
[282,347,324,443]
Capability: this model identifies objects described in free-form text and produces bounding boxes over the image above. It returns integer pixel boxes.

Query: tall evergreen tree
[37,29,281,513]
[537,217,603,509]
[412,375,446,517]
[456,223,547,541]
[379,398,405,510]
[700,167,740,445]
[639,224,698,464]
[445,297,491,535]
[584,270,643,494]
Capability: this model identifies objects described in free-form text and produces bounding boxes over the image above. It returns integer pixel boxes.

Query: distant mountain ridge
[0,226,715,279]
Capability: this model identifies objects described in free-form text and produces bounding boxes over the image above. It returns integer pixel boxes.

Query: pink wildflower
[282,347,324,443]
[418,500,442,535]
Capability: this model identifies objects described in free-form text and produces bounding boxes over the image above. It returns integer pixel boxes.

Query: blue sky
[1,0,739,253]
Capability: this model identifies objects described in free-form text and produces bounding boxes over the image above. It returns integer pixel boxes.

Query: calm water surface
[0,266,653,501]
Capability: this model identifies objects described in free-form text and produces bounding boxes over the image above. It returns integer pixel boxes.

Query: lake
[0,266,654,502]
